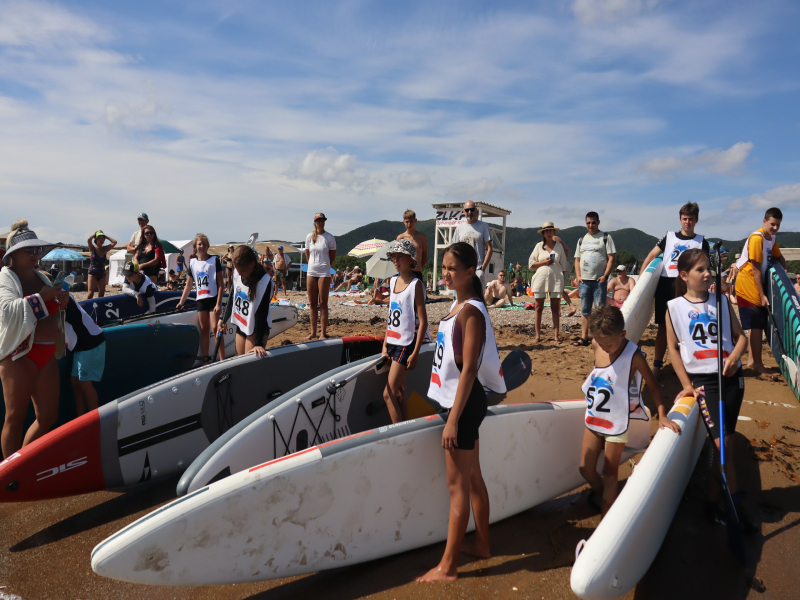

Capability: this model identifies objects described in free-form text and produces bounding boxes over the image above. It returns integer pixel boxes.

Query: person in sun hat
[0,219,68,457]
[529,222,570,343]
[304,212,336,339]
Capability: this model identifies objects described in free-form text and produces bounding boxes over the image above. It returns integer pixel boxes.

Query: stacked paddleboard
[620,257,662,344]
[80,291,196,326]
[768,263,800,400]
[91,401,651,585]
[0,336,383,502]
[570,395,707,599]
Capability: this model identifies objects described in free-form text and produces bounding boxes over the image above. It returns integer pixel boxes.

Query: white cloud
[639,142,753,179]
[397,171,432,190]
[0,0,106,49]
[284,147,380,193]
[728,183,800,210]
[572,0,664,25]
[447,177,505,201]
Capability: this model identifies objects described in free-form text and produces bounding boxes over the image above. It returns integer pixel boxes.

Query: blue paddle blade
[502,350,532,392]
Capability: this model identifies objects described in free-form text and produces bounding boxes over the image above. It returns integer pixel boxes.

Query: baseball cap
[278,245,283,250]
[314,212,327,221]
[94,230,105,238]
[616,264,627,271]
[137,212,149,221]
[122,261,139,276]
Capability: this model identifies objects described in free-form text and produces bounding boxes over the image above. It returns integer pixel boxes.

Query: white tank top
[386,276,429,346]
[232,269,273,336]
[190,256,219,299]
[663,232,704,278]
[735,230,775,278]
[428,299,506,408]
[581,340,648,437]
[666,293,738,375]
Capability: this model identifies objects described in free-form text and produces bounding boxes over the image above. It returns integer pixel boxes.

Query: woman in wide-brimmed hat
[0,219,69,457]
[528,222,570,343]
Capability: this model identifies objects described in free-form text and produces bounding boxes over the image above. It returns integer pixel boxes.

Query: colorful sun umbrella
[347,238,388,258]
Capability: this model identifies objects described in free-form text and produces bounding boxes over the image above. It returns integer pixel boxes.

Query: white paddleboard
[92,401,650,586]
[620,257,663,344]
[570,395,707,599]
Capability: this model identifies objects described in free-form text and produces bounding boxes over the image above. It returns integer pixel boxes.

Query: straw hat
[537,222,560,233]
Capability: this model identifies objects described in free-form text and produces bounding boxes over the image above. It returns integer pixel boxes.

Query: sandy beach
[2,293,799,599]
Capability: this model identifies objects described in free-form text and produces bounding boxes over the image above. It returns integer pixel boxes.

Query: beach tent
[108,240,193,286]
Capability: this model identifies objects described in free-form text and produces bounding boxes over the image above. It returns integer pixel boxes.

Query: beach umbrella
[42,248,87,262]
[365,242,397,280]
[348,238,387,258]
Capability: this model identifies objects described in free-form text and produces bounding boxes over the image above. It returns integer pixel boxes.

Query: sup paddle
[764,302,798,389]
[714,244,747,566]
[364,349,532,416]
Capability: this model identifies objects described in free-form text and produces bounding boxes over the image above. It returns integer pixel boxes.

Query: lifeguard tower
[431,202,511,290]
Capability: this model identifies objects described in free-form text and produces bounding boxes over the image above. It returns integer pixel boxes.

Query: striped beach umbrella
[347,238,388,258]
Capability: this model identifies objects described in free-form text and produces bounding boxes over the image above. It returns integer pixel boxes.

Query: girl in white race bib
[665,249,755,530]
[380,239,429,424]
[177,233,225,362]
[218,245,274,358]
[417,242,504,583]
[580,305,679,516]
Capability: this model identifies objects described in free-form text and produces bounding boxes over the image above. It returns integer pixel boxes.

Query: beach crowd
[0,199,791,582]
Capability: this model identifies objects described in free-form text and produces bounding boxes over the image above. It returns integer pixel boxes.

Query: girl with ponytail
[417,242,506,582]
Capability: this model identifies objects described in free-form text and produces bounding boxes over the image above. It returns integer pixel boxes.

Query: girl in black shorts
[665,249,755,530]
[417,242,506,583]
[177,233,225,362]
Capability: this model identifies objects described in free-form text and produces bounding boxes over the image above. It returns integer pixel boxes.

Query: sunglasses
[144,231,155,236]
[24,246,44,256]
[586,221,598,226]
[464,208,476,213]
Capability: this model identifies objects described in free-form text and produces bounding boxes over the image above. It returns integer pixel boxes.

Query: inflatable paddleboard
[0,323,199,433]
[108,304,299,359]
[177,344,437,496]
[620,257,662,344]
[0,337,383,503]
[92,401,650,586]
[768,263,800,400]
[80,291,196,326]
[570,395,707,599]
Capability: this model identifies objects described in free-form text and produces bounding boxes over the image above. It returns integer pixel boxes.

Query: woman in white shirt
[304,212,336,339]
[528,222,570,343]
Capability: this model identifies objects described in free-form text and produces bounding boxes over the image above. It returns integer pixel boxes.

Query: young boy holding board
[666,248,755,530]
[580,305,679,515]
[381,239,429,424]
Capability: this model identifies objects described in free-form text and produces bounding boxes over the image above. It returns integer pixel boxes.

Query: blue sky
[0,0,798,246]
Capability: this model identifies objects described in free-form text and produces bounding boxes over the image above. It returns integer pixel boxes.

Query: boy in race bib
[380,239,429,424]
[580,305,679,516]
[177,233,225,362]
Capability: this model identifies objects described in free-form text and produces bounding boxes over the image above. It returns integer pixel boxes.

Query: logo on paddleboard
[36,457,88,481]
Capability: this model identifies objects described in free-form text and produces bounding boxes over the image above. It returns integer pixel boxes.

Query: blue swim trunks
[72,341,106,382]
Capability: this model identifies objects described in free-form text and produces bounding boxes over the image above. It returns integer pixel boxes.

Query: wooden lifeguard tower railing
[431,202,511,289]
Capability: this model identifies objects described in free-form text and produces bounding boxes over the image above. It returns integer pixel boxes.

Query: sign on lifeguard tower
[435,209,465,227]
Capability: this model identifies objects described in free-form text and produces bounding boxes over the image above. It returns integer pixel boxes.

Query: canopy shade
[42,248,87,261]
[348,239,387,258]
[365,242,397,280]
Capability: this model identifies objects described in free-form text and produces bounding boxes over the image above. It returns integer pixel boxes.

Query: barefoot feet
[415,565,458,582]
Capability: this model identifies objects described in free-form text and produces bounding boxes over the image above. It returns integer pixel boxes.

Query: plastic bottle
[61,271,76,291]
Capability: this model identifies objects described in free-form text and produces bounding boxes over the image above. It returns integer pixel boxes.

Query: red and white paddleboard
[0,336,383,503]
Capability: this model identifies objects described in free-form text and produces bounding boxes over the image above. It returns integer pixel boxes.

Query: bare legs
[653,324,667,375]
[86,274,107,300]
[306,277,320,340]
[416,442,490,582]
[745,328,773,373]
[579,428,625,516]
[72,377,98,416]
[382,360,408,423]
[318,277,331,338]
[0,356,59,457]
[551,297,561,342]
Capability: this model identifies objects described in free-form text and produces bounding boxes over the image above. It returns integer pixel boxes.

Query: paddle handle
[715,246,727,467]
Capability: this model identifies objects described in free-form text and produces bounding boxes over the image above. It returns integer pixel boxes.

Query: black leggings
[691,368,744,440]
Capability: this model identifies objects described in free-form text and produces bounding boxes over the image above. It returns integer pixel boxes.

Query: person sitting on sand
[606,264,635,306]
[483,270,514,308]
[335,266,363,292]
[417,242,506,582]
[355,278,390,305]
[580,305,678,516]
[166,269,179,290]
[381,239,429,424]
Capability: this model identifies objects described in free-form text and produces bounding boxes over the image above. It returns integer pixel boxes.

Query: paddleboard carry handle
[326,355,389,396]
[714,243,746,565]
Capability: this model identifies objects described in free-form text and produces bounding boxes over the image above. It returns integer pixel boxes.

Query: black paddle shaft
[714,244,746,565]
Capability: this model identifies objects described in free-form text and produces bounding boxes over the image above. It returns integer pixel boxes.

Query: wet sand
[2,303,800,599]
